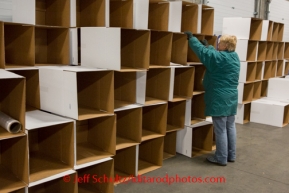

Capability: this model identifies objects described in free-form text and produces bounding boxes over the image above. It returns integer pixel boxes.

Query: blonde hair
[219,35,237,51]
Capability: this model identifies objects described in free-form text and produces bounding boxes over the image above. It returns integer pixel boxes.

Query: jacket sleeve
[188,37,218,71]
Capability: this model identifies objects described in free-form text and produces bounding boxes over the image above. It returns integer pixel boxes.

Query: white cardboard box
[250,98,289,127]
[267,78,289,101]
[69,28,78,65]
[235,40,258,62]
[39,66,114,120]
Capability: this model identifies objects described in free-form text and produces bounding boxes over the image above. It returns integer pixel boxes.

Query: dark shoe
[228,159,235,162]
[206,156,227,166]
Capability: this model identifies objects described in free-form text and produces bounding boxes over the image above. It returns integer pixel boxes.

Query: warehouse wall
[269,0,289,42]
[0,0,12,22]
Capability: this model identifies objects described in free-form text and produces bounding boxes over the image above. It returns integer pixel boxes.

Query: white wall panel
[269,0,289,42]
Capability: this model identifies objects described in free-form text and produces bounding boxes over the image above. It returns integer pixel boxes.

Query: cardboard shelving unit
[235,40,257,61]
[167,100,186,132]
[257,41,267,61]
[35,26,70,66]
[114,146,137,183]
[39,66,114,120]
[138,137,163,175]
[236,103,251,124]
[238,82,254,104]
[253,81,261,101]
[169,66,194,101]
[262,61,272,80]
[171,33,188,65]
[81,27,150,71]
[0,70,25,140]
[25,110,74,183]
[28,172,77,193]
[192,64,205,94]
[115,107,142,151]
[163,131,177,160]
[271,60,277,78]
[0,136,28,192]
[75,115,116,167]
[190,93,205,125]
[0,22,34,69]
[77,159,114,193]
[261,80,268,97]
[142,103,167,142]
[145,68,170,105]
[277,42,284,59]
[35,0,70,27]
[9,69,40,111]
[276,60,284,77]
[239,62,256,83]
[150,30,172,68]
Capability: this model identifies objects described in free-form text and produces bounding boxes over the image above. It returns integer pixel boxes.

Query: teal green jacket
[188,37,240,116]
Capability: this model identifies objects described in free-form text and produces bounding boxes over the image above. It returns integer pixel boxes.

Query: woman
[185,32,240,166]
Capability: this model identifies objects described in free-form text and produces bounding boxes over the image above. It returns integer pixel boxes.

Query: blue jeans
[212,116,236,164]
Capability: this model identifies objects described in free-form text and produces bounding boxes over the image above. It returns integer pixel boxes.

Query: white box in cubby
[236,103,251,124]
[235,40,257,62]
[267,78,289,101]
[39,66,114,120]
[81,27,150,71]
[250,98,289,127]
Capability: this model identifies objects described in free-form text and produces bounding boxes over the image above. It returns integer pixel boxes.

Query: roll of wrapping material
[0,111,22,133]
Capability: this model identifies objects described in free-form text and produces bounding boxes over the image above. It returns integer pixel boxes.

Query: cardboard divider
[266,42,273,60]
[181,2,198,33]
[142,103,167,142]
[272,42,278,60]
[9,69,40,111]
[138,137,163,175]
[277,23,284,42]
[255,62,262,80]
[114,146,136,183]
[148,1,169,31]
[76,115,116,166]
[171,33,188,65]
[167,100,186,132]
[200,5,214,35]
[262,61,272,80]
[35,26,70,66]
[192,123,214,157]
[193,65,205,92]
[28,173,77,193]
[0,22,34,69]
[285,43,289,59]
[253,81,261,100]
[267,21,273,41]
[0,70,25,139]
[190,93,205,125]
[146,68,170,105]
[271,60,277,78]
[272,22,279,41]
[0,136,28,192]
[115,107,142,150]
[276,60,284,77]
[36,0,70,27]
[261,80,268,97]
[150,31,172,67]
[77,159,114,192]
[76,0,107,27]
[110,0,133,28]
[277,42,284,59]
[27,121,74,182]
[257,41,267,61]
[163,131,177,160]
[249,19,262,40]
[247,41,258,61]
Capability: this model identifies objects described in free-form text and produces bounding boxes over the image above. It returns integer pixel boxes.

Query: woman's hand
[184,31,193,40]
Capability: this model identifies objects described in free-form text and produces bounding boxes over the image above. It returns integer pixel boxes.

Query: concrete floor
[114,122,289,193]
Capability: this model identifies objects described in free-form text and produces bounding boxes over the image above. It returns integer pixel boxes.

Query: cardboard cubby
[284,43,289,59]
[171,33,188,65]
[199,4,214,35]
[272,22,279,41]
[192,64,205,93]
[277,42,284,59]
[114,146,137,182]
[25,110,74,183]
[169,66,194,101]
[253,81,261,101]
[284,61,289,75]
[76,0,108,27]
[239,62,256,83]
[138,137,164,175]
[163,131,177,160]
[271,60,277,78]
[267,20,273,41]
[0,136,28,192]
[272,42,278,60]
[115,107,142,150]
[77,159,114,193]
[236,103,251,124]
[235,40,257,61]
[190,93,205,125]
[0,22,34,69]
[36,0,70,27]
[181,1,198,33]
[110,0,149,29]
[0,70,25,140]
[276,60,284,77]
[277,23,284,42]
[255,62,262,81]
[39,66,114,120]
[28,172,77,193]
[238,82,254,104]
[265,42,273,60]
[81,27,150,71]
[261,80,268,97]
[167,100,186,132]
[142,103,167,142]
[35,26,69,66]
[76,115,116,167]
[150,30,172,68]
[145,68,170,105]
[262,61,272,80]
[148,1,170,31]
[9,69,40,111]
[257,41,267,61]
